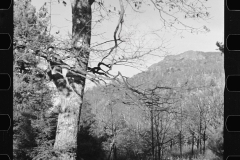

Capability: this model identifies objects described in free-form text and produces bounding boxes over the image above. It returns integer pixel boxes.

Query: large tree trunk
[53,0,94,159]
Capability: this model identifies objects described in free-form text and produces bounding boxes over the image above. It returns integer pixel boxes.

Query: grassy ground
[165,147,220,160]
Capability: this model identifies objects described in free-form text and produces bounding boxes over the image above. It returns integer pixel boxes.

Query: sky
[31,0,224,86]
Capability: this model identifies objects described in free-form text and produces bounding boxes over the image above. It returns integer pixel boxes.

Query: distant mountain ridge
[148,50,222,71]
[164,50,206,61]
[128,50,224,87]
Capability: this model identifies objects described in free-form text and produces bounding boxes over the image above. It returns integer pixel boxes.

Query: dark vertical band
[225,0,240,158]
[0,0,13,159]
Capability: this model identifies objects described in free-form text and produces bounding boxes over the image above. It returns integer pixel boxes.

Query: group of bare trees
[82,65,223,160]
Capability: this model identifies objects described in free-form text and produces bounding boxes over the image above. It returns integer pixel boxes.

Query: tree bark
[53,0,94,159]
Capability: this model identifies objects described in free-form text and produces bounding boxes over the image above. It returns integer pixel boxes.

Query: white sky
[31,0,224,87]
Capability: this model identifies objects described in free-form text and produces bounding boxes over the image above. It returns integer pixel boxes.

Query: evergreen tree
[13,0,56,159]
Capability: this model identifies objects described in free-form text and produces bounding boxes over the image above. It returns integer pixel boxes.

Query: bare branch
[101,0,125,62]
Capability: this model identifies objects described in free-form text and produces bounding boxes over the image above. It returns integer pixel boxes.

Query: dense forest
[13,0,223,160]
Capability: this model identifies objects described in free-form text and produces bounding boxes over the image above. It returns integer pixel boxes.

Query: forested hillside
[82,51,224,160]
